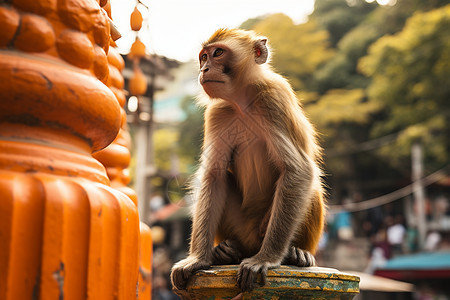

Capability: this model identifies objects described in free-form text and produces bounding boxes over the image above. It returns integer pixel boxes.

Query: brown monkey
[170,28,325,293]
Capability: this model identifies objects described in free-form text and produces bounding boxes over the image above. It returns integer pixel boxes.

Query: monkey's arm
[170,138,231,290]
[237,130,317,291]
[190,146,230,258]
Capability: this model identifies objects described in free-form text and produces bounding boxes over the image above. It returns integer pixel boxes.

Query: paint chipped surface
[300,281,311,289]
[52,262,65,300]
[174,265,360,299]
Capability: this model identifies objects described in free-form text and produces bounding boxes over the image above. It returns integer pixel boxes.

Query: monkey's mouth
[202,80,225,84]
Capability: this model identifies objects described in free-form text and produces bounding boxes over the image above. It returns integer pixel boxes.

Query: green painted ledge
[174,265,360,300]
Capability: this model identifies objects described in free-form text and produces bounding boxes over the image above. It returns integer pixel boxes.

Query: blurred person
[372,228,391,259]
[365,247,387,274]
[405,227,418,253]
[363,206,384,239]
[425,231,442,251]
[386,215,406,256]
[434,195,449,220]
[335,198,354,241]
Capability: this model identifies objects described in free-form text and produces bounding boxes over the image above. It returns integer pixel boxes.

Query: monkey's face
[198,44,234,100]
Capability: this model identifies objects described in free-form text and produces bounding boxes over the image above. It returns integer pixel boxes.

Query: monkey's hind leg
[284,190,324,268]
[213,239,243,265]
[282,246,316,267]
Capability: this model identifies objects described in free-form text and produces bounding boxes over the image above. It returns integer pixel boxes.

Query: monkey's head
[198,28,269,101]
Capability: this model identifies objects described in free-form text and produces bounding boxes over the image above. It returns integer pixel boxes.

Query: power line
[324,114,450,158]
[328,164,450,214]
[325,131,399,158]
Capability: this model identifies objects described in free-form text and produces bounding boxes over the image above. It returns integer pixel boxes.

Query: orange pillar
[138,223,153,300]
[0,1,139,299]
[94,44,153,299]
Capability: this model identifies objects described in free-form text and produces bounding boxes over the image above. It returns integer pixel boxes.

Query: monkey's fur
[171,28,325,293]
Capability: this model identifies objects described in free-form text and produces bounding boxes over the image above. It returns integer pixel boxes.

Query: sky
[110,0,315,62]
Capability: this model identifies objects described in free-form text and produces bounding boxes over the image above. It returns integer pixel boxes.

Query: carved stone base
[174,265,360,300]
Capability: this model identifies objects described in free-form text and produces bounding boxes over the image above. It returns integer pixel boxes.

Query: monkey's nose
[202,67,209,73]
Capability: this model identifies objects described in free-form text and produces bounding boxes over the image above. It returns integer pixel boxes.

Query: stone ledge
[174,265,360,300]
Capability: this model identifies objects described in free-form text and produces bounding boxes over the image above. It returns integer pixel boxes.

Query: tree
[311,0,377,46]
[313,0,448,93]
[305,88,384,197]
[177,96,204,170]
[242,13,335,91]
[359,5,450,170]
[307,89,381,134]
[306,0,449,199]
[314,23,380,93]
[152,96,204,174]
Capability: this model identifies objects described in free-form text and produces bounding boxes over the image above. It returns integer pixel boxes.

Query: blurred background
[111,0,450,299]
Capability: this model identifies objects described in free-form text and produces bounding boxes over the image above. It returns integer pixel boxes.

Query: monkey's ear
[254,39,268,65]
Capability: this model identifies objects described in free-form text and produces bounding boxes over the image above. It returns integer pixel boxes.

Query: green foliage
[312,0,448,94]
[360,4,450,169]
[313,3,392,93]
[312,0,377,46]
[314,53,354,92]
[240,16,264,30]
[307,89,382,128]
[154,96,204,174]
[153,125,198,174]
[377,116,448,170]
[245,13,335,90]
[153,128,179,171]
[178,96,204,167]
[338,24,380,61]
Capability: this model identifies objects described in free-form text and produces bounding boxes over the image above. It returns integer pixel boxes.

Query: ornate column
[93,43,153,299]
[0,0,139,299]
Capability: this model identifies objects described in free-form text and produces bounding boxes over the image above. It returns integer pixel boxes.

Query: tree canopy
[359,5,450,170]
[249,13,334,91]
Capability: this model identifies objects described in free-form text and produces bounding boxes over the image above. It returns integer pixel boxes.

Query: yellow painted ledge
[175,265,360,300]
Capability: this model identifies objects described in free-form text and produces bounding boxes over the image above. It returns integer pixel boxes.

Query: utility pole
[412,142,427,251]
[135,115,149,221]
[135,72,156,223]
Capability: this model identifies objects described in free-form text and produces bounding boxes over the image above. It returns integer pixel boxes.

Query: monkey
[170,28,325,293]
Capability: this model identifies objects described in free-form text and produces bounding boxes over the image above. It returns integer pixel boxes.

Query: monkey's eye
[201,53,207,62]
[213,48,224,57]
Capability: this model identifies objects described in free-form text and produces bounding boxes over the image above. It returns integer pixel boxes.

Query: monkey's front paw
[283,247,316,267]
[170,256,212,290]
[237,257,279,292]
[213,239,243,265]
